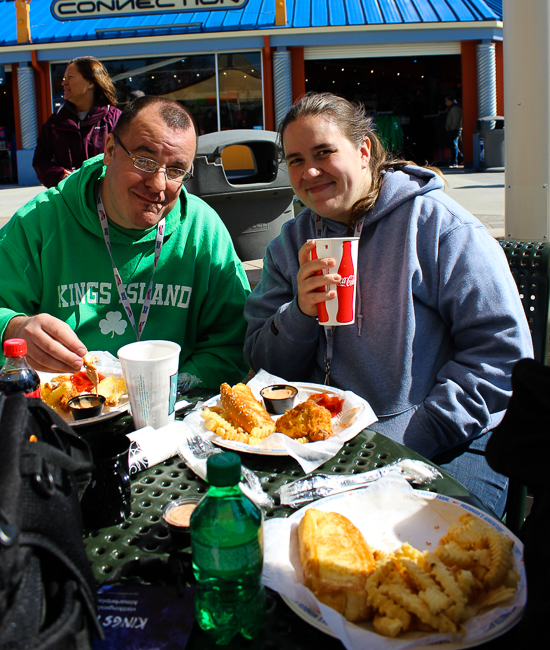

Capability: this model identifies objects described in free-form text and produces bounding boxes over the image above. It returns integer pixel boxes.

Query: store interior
[304,54,463,166]
[0,69,16,184]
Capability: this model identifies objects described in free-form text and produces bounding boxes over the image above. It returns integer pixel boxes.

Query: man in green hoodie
[0,96,250,390]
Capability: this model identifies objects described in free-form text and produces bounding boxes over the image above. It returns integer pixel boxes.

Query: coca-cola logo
[339,275,355,287]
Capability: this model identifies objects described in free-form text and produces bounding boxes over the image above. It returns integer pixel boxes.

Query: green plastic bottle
[190,452,265,645]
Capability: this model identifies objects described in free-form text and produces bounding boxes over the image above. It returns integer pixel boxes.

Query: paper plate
[184,382,368,456]
[38,351,129,428]
[267,488,525,649]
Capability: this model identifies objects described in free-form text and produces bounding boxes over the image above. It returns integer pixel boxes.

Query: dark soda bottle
[190,452,265,645]
[0,338,41,398]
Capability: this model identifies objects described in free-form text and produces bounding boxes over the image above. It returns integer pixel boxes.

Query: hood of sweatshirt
[314,164,445,235]
[57,154,188,245]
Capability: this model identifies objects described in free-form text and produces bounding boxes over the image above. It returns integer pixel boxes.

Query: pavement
[0,168,505,286]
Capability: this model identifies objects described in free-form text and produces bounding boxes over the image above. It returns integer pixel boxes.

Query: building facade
[0,0,503,183]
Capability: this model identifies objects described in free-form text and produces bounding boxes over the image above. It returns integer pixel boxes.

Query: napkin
[126,421,190,475]
[183,369,377,472]
[262,476,526,650]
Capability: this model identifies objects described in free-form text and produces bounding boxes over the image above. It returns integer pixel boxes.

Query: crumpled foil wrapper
[276,459,443,507]
[177,431,274,510]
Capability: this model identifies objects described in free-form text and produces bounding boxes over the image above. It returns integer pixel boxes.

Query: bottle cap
[3,338,28,358]
[206,452,241,487]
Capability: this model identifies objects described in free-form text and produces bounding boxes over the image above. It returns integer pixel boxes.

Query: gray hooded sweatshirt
[244,166,532,459]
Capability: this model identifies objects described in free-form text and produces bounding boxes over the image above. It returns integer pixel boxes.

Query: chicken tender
[276,400,332,442]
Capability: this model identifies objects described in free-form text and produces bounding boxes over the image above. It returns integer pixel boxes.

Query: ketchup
[307,392,344,416]
[70,371,104,393]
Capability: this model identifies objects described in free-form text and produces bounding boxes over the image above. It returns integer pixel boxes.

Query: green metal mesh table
[83,405,493,650]
[84,427,484,582]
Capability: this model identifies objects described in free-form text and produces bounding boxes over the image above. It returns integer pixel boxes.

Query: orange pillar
[290,46,305,102]
[460,41,479,165]
[31,51,51,127]
[263,36,275,132]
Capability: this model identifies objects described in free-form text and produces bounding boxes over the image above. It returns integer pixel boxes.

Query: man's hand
[4,315,87,373]
[296,240,341,318]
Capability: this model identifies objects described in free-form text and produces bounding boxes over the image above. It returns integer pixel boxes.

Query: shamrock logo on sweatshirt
[100,311,128,337]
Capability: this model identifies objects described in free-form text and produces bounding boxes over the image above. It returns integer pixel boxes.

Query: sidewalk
[0,169,505,285]
[441,169,505,239]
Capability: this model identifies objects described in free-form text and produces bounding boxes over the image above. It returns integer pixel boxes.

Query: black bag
[485,358,550,647]
[0,393,103,650]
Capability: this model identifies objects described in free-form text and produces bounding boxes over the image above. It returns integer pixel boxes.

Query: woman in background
[33,56,121,188]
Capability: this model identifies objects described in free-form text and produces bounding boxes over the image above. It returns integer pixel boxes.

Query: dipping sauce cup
[67,394,105,420]
[162,496,202,548]
[260,384,298,415]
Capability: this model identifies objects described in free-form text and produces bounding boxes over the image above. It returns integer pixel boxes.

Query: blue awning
[0,0,503,54]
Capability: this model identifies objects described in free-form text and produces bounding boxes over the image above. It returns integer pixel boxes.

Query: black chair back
[499,240,550,364]
[497,240,550,534]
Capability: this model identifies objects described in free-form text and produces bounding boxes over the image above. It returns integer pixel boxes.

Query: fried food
[276,400,333,442]
[220,382,276,439]
[202,384,336,445]
[298,509,375,622]
[82,353,100,393]
[202,407,249,443]
[298,510,520,638]
[41,376,77,412]
[97,376,127,406]
[41,372,126,412]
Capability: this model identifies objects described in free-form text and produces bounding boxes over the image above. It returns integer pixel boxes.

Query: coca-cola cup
[312,237,359,326]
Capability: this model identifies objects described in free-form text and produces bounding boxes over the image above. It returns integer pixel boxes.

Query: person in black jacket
[483,357,550,647]
[32,56,121,188]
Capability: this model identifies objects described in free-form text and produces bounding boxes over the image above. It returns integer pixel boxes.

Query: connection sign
[51,0,249,21]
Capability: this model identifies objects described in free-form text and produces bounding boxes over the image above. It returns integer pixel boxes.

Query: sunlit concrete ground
[0,170,505,284]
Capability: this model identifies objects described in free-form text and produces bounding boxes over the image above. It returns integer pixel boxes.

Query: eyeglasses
[113,134,194,184]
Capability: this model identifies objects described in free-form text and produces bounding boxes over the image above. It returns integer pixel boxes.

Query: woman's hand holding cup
[296,240,341,318]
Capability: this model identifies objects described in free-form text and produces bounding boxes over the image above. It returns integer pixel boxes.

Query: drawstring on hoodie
[314,214,364,384]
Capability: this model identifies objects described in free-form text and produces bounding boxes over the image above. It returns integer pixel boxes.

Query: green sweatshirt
[0,155,251,390]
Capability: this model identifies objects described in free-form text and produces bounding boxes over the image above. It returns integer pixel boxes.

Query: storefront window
[218,52,263,130]
[50,51,263,134]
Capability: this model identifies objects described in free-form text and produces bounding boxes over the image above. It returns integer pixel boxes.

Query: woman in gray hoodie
[244,92,532,517]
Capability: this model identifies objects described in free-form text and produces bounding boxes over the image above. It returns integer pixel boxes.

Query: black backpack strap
[0,394,102,649]
[20,441,94,496]
[20,532,104,641]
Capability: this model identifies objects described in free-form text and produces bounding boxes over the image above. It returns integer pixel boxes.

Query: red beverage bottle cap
[3,338,28,357]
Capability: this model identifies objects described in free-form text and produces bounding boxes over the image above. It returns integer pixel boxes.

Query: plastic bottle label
[26,388,41,398]
[193,539,262,576]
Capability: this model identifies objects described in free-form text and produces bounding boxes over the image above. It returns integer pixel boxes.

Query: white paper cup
[313,237,359,326]
[117,341,181,430]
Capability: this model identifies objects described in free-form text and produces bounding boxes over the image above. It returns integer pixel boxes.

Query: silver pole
[273,48,292,131]
[17,63,38,149]
[476,42,497,130]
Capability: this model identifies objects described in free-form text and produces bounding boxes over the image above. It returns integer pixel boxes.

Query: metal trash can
[473,115,505,171]
[186,130,294,262]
